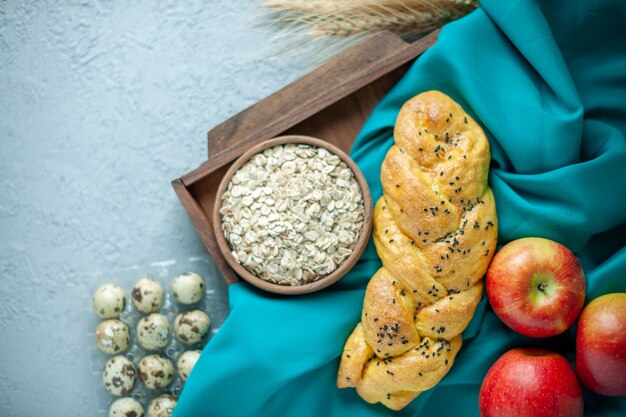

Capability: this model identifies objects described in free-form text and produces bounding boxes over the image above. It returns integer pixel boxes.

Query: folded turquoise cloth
[173,0,626,415]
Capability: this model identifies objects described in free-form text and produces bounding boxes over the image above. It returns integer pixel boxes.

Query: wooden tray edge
[172,178,239,285]
[181,29,440,187]
[172,30,440,286]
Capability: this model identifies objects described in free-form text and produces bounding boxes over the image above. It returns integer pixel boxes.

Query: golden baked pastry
[337,91,498,410]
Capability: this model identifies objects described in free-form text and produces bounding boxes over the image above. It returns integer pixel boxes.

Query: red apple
[486,237,585,338]
[576,293,626,395]
[479,348,583,417]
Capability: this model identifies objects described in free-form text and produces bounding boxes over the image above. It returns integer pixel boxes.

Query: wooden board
[172,30,439,285]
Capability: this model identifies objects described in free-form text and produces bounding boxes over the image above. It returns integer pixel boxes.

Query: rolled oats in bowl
[219,143,366,286]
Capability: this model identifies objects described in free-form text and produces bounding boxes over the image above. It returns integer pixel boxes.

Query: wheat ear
[263,0,477,37]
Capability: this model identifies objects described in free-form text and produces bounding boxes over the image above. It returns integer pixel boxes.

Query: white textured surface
[0,1,309,415]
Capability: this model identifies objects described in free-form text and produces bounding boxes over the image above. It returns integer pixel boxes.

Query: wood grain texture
[207,30,439,157]
[173,30,439,286]
[182,29,439,186]
[173,176,239,285]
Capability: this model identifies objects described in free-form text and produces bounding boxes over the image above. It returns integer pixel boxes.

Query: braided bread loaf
[337,91,498,410]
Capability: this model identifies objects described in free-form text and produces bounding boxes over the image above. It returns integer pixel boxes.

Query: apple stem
[538,282,548,292]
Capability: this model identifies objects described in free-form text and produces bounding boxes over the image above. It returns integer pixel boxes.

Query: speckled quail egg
[136,313,171,351]
[109,397,144,417]
[147,394,177,417]
[174,310,211,345]
[171,272,205,305]
[177,350,201,382]
[93,283,126,319]
[131,278,164,314]
[138,354,174,389]
[103,355,136,396]
[96,319,131,354]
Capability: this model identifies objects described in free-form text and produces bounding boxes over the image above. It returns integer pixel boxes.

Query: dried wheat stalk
[263,0,477,38]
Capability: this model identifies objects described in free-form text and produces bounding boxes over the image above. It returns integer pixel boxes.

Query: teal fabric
[174,0,626,416]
